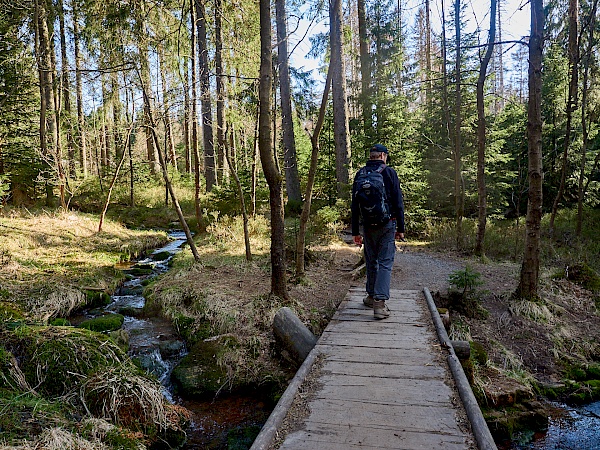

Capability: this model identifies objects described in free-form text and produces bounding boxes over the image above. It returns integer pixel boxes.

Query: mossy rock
[171,338,241,398]
[49,318,71,326]
[78,314,124,333]
[566,263,600,292]
[152,251,171,261]
[470,341,488,365]
[125,268,154,276]
[6,326,130,397]
[108,329,130,353]
[0,301,25,322]
[84,290,112,308]
[484,402,549,441]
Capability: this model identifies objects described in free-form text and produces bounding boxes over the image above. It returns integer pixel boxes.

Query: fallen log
[450,340,471,360]
[273,307,317,366]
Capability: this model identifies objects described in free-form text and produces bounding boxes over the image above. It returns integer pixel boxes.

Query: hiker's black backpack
[353,164,391,226]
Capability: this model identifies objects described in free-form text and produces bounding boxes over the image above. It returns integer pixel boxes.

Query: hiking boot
[373,300,390,320]
[363,295,374,308]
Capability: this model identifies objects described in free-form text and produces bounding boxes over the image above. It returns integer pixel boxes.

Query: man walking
[351,143,405,319]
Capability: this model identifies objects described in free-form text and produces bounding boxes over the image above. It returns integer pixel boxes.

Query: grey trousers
[364,220,396,301]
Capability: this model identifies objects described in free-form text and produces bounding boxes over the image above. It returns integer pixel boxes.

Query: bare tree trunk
[215,0,227,185]
[159,55,177,171]
[549,0,579,233]
[190,4,203,230]
[296,65,333,278]
[195,0,216,191]
[183,58,191,174]
[475,0,497,257]
[577,0,598,236]
[99,125,134,232]
[496,0,505,111]
[58,0,75,179]
[140,77,201,262]
[276,0,301,204]
[139,44,160,174]
[329,0,351,198]
[225,125,252,261]
[441,0,452,148]
[357,0,371,137]
[454,0,463,250]
[517,0,544,299]
[72,2,87,177]
[425,0,432,105]
[259,0,288,300]
[251,102,259,217]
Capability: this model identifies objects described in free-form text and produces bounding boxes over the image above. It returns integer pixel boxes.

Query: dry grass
[0,209,167,318]
[0,427,110,450]
[81,365,188,431]
[508,299,553,323]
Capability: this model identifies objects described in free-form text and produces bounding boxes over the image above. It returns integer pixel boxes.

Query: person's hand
[395,232,405,242]
[353,235,363,246]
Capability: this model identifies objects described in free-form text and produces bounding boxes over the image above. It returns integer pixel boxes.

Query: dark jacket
[351,160,405,236]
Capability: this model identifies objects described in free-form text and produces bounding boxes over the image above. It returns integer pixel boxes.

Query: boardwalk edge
[423,287,498,450]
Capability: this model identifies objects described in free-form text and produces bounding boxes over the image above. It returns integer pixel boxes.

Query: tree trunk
[183,58,191,174]
[425,0,432,106]
[357,0,371,137]
[454,0,463,250]
[195,0,216,191]
[577,0,598,236]
[140,78,200,262]
[441,0,452,148]
[276,0,301,204]
[159,55,177,171]
[296,65,332,278]
[517,0,544,299]
[475,0,497,257]
[190,3,202,230]
[72,2,87,177]
[99,125,134,232]
[139,44,160,174]
[215,0,227,185]
[329,0,351,198]
[251,102,259,217]
[225,126,252,261]
[549,0,579,233]
[496,0,505,111]
[58,0,75,179]
[259,0,288,300]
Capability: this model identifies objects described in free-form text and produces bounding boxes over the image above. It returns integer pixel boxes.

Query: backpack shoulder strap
[376,164,387,174]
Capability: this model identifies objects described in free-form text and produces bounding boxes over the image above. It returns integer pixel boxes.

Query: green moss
[171,339,235,398]
[78,314,124,333]
[566,263,600,292]
[587,364,600,379]
[10,326,130,397]
[0,390,72,442]
[0,301,25,322]
[470,341,488,365]
[49,318,71,326]
[152,251,170,261]
[84,290,112,307]
[104,427,145,449]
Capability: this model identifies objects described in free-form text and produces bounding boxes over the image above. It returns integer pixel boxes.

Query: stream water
[510,401,600,449]
[72,231,272,449]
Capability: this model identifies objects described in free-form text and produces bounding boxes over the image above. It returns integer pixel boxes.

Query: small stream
[71,231,272,448]
[509,401,600,449]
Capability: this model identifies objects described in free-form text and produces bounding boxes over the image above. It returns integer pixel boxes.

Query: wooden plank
[316,344,438,366]
[311,375,454,406]
[322,320,431,335]
[302,398,462,433]
[321,359,446,380]
[281,424,469,450]
[319,328,433,344]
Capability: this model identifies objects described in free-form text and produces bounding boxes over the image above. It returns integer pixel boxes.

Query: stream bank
[72,231,276,449]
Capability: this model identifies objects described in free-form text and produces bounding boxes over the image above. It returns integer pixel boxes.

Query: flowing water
[71,231,272,448]
[510,401,600,450]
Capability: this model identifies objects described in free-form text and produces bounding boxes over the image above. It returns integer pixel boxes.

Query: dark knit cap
[370,143,388,154]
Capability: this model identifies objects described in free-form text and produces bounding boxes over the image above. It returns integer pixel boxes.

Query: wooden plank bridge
[255,287,480,450]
